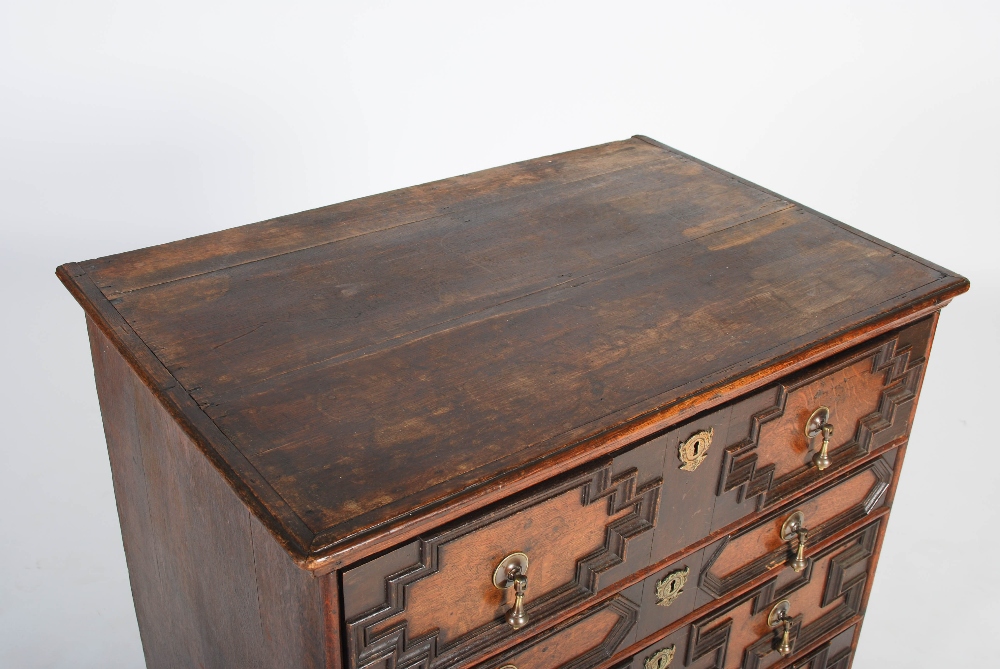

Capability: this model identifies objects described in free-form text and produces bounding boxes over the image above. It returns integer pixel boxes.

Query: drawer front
[339,317,926,669]
[342,458,663,669]
[474,584,644,669]
[647,317,929,562]
[645,405,734,562]
[627,520,879,669]
[627,448,892,646]
[787,624,856,669]
[713,315,933,528]
[634,548,714,643]
[698,449,895,602]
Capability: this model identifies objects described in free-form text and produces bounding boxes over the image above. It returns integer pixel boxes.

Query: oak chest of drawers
[58,136,968,669]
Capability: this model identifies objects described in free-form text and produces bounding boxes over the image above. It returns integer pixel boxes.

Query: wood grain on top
[58,136,968,563]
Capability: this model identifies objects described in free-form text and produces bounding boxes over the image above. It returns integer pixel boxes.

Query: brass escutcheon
[678,427,714,472]
[805,406,834,471]
[655,567,690,607]
[644,645,676,669]
[781,511,809,572]
[768,599,795,657]
[494,553,530,630]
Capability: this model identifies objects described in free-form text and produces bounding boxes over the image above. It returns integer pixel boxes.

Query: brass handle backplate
[494,552,530,630]
[781,511,809,572]
[805,406,834,471]
[768,599,795,657]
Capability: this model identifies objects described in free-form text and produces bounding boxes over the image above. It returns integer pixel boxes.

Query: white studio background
[1,2,997,667]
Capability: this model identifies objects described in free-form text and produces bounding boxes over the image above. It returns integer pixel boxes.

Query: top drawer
[712,315,934,528]
[341,456,663,669]
[338,317,933,669]
[639,315,932,561]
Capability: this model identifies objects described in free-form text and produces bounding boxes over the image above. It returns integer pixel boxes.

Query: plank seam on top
[96,145,673,299]
[195,203,798,407]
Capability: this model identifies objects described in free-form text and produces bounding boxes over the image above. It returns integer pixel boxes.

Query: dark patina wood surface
[88,317,334,669]
[57,136,968,567]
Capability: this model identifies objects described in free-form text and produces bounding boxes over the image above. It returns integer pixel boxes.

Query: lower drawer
[631,447,894,644]
[626,516,877,669]
[787,624,856,669]
[478,517,881,669]
[339,317,921,669]
[473,584,644,669]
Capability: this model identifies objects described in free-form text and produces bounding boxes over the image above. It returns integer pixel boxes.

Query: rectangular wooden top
[59,136,968,568]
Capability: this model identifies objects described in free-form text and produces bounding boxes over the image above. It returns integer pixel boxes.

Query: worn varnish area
[63,136,965,549]
[226,206,939,536]
[115,149,788,397]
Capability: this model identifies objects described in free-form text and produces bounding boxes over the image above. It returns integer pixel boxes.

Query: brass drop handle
[768,600,795,657]
[776,619,794,657]
[781,511,809,573]
[805,406,834,471]
[493,552,530,630]
[506,574,529,630]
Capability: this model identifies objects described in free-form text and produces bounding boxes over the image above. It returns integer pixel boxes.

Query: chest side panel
[88,317,332,669]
